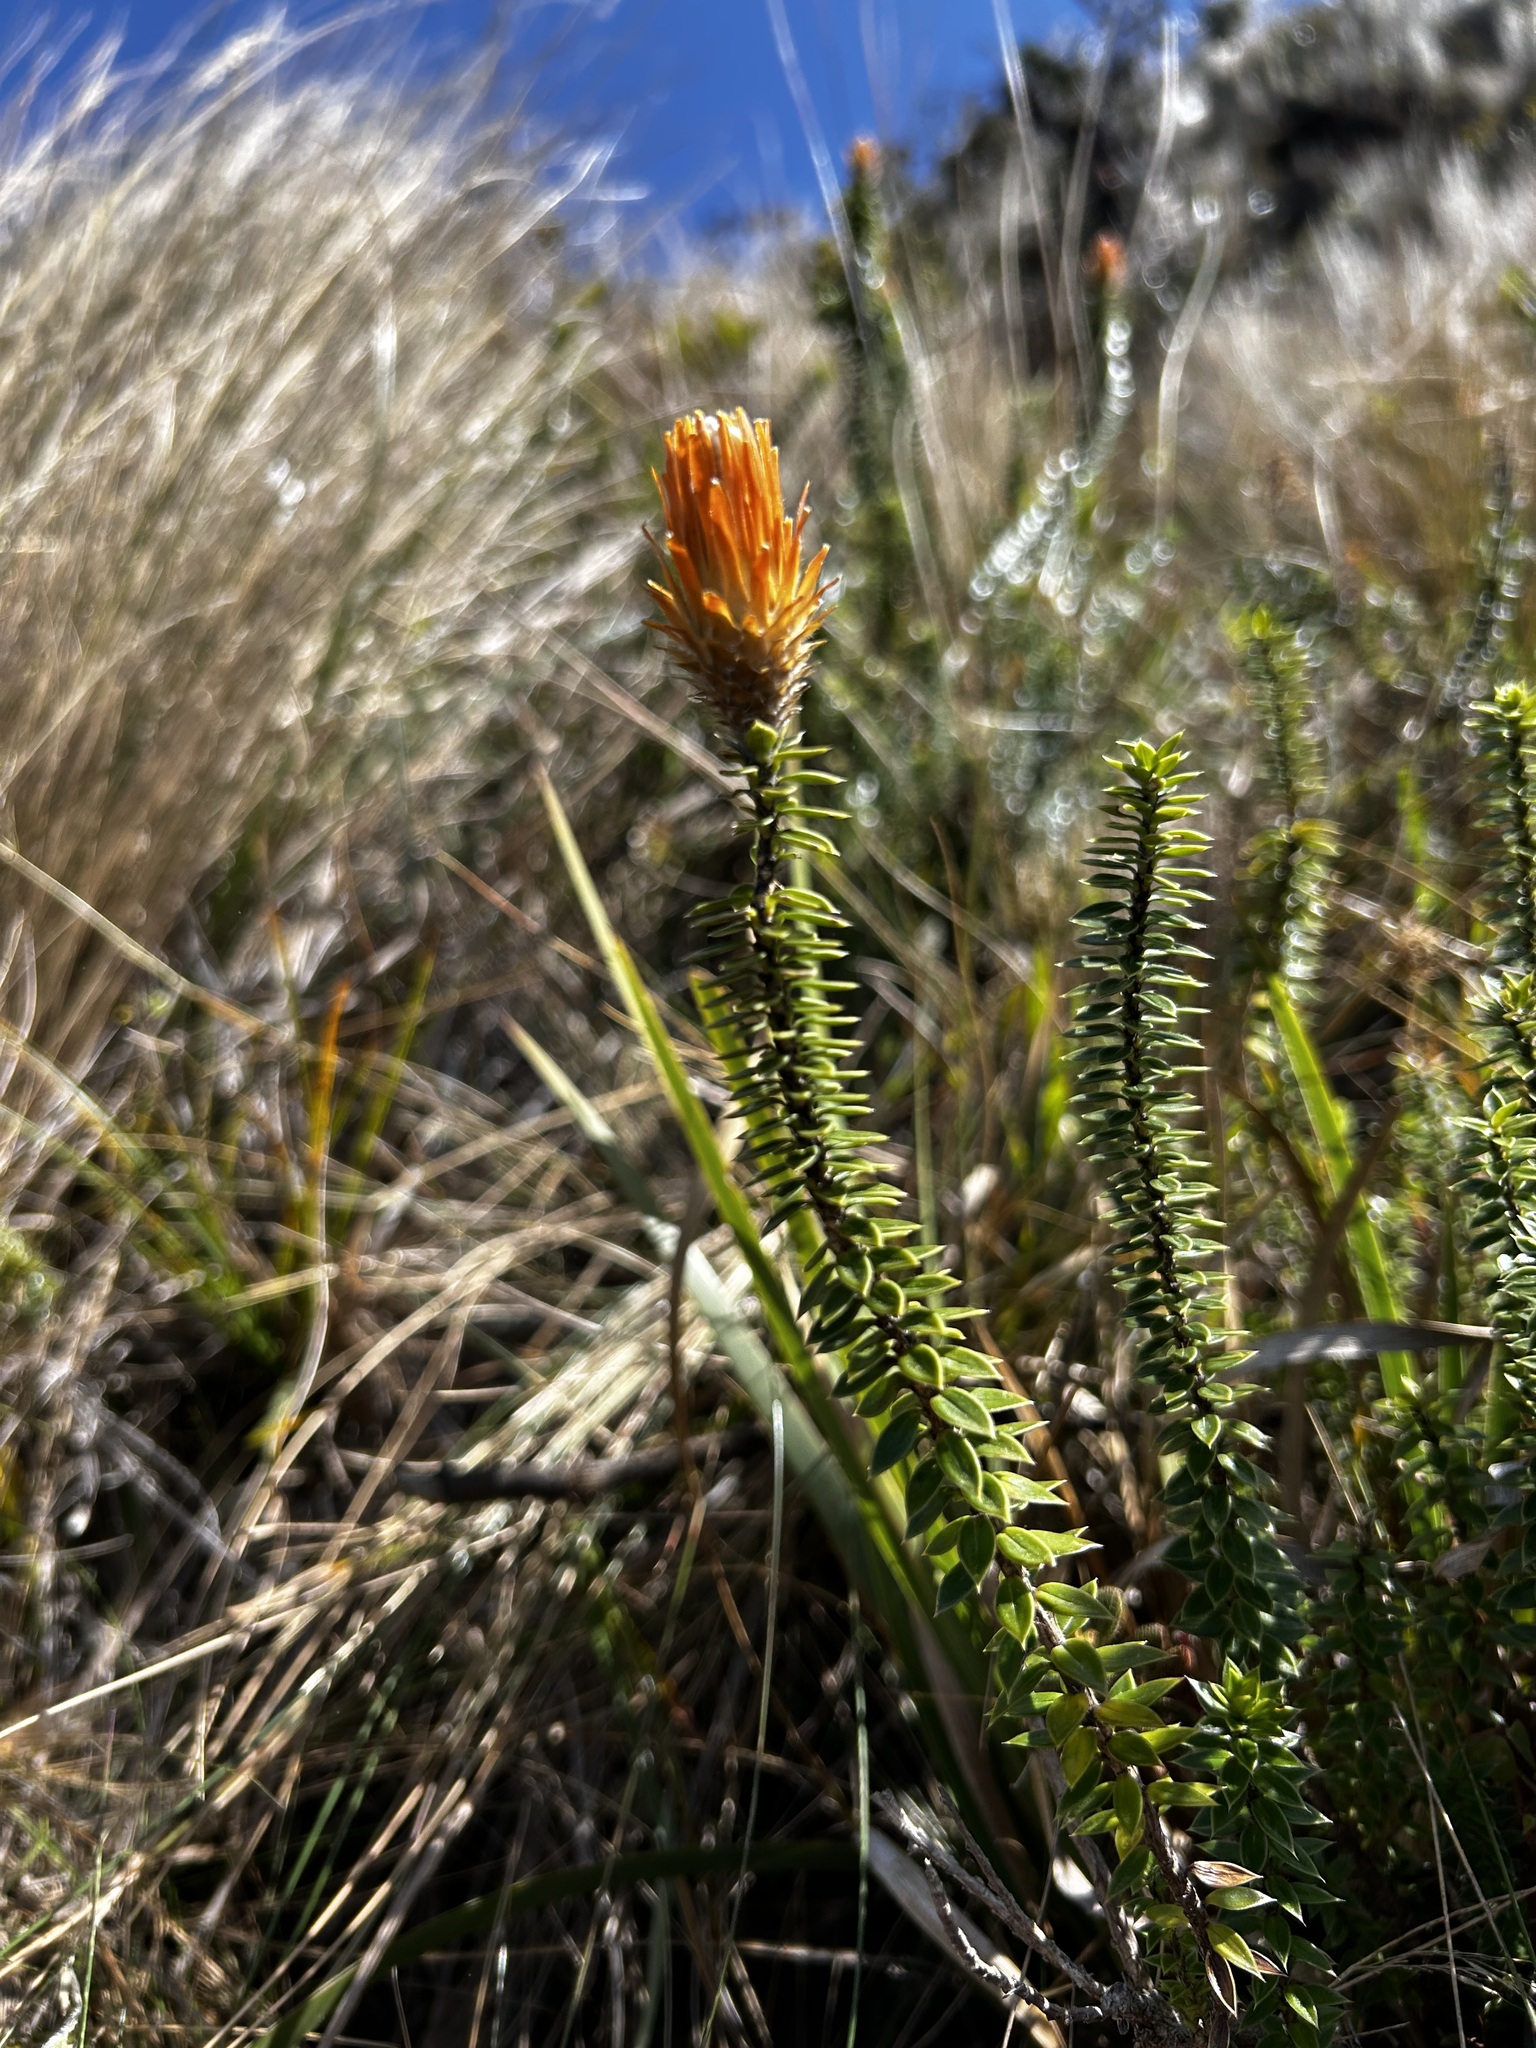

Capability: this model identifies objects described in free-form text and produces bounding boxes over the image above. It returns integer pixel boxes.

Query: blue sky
[0,1,1079,230]
[528,0,1079,230]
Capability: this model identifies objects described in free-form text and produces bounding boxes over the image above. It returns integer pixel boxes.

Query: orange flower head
[848,135,881,180]
[647,410,834,743]
[1086,230,1127,294]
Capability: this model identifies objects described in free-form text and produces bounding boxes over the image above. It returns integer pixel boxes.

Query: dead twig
[340,1423,766,1503]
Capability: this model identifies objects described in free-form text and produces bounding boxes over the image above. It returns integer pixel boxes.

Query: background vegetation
[0,2,1533,2042]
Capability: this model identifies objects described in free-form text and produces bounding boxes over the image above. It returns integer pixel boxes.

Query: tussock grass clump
[0,35,638,1066]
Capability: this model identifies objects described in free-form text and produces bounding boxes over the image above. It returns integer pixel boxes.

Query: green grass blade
[537,767,810,1371]
[1268,975,1412,1398]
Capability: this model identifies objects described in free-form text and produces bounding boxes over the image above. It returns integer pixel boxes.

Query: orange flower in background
[647,409,834,740]
[1086,230,1127,294]
[848,135,881,180]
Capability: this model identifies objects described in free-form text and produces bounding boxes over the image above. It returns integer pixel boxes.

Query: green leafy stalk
[652,411,1330,2040]
[1466,678,1536,1435]
[970,309,1136,620]
[692,718,1081,1609]
[1070,736,1336,2043]
[695,716,1261,2043]
[1072,737,1298,1662]
[813,143,911,656]
[1234,602,1411,1397]
[1472,677,1536,983]
[1444,437,1523,710]
[1234,606,1335,993]
[1463,673,1536,1569]
[702,722,1336,2039]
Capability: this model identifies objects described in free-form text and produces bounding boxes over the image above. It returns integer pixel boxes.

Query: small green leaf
[840,1254,875,1298]
[1112,1776,1144,1837]
[1008,1690,1065,1717]
[1073,1806,1119,1835]
[978,1472,1010,1517]
[1051,1638,1109,1693]
[994,1474,1069,1507]
[932,1389,997,1438]
[992,1632,1025,1689]
[870,1411,920,1475]
[935,1563,974,1613]
[1147,1779,1217,1809]
[1208,1923,1279,1976]
[1284,1934,1336,1975]
[936,1433,984,1500]
[900,1343,945,1387]
[851,1377,897,1418]
[997,1526,1093,1568]
[1058,1773,1110,1826]
[1107,1728,1186,1768]
[1095,1698,1165,1731]
[1205,1886,1272,1913]
[1106,1846,1155,1901]
[1096,1643,1169,1677]
[1034,1581,1116,1625]
[967,1386,1022,1411]
[903,1456,945,1532]
[1046,1693,1089,1745]
[1061,1725,1100,1785]
[957,1517,996,1582]
[996,1578,1036,1644]
[814,1294,868,1345]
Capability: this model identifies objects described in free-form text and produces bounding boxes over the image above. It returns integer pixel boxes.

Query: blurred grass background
[0,2,1531,2042]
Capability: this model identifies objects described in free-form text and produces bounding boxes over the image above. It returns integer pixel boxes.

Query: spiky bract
[646,409,834,741]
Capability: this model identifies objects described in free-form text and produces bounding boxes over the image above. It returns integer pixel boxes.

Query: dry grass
[0,21,649,1079]
[0,23,716,2040]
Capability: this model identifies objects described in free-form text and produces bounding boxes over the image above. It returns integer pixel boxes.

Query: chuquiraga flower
[646,409,834,744]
